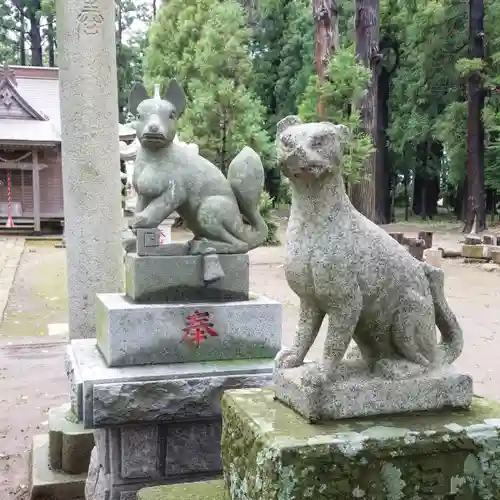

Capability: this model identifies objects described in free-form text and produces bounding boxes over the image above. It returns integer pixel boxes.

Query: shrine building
[0,64,135,233]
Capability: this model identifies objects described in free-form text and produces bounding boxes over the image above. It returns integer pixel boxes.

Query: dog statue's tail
[423,263,464,364]
[227,146,268,250]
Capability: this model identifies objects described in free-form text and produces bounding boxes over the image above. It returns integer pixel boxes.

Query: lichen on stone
[221,389,500,499]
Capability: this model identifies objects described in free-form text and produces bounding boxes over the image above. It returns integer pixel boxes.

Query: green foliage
[146,0,273,173]
[259,191,280,245]
[298,47,374,183]
[250,0,314,137]
[456,58,485,78]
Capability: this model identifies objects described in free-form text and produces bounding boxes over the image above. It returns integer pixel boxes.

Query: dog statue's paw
[274,348,304,369]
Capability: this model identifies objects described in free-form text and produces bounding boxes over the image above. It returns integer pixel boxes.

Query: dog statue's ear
[129,83,149,116]
[164,79,186,117]
[276,115,302,137]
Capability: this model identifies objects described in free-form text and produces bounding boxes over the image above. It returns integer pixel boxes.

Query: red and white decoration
[5,170,14,228]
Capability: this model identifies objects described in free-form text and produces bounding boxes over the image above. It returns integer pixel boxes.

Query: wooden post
[32,148,41,233]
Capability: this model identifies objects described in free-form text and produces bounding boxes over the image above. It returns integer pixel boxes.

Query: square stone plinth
[66,339,275,428]
[274,361,473,422]
[221,388,500,500]
[96,292,281,367]
[125,253,249,303]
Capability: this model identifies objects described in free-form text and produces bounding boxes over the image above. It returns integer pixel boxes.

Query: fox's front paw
[274,348,304,369]
[130,212,150,229]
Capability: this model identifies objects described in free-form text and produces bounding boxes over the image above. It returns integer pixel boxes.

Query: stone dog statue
[125,80,268,255]
[274,116,464,381]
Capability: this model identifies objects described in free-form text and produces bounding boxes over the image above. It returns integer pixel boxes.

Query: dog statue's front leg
[275,299,325,369]
[131,185,185,229]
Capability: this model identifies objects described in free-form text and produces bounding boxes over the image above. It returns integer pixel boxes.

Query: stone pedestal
[95,292,281,367]
[273,360,473,422]
[67,338,276,500]
[222,389,500,499]
[138,389,500,500]
[124,253,250,303]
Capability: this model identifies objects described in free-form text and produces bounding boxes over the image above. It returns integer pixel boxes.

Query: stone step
[137,480,226,500]
[48,403,94,474]
[29,434,87,500]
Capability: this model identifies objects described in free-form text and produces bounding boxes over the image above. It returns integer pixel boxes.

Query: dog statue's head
[128,80,186,151]
[276,116,349,182]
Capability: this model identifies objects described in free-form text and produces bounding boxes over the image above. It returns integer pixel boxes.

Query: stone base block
[491,248,500,264]
[462,244,489,260]
[137,480,226,500]
[125,253,249,303]
[274,361,473,421]
[66,339,275,428]
[49,403,94,474]
[67,339,275,499]
[96,292,281,367]
[30,434,87,500]
[222,388,500,500]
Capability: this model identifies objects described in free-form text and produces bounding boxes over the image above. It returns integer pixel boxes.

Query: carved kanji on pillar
[77,0,104,35]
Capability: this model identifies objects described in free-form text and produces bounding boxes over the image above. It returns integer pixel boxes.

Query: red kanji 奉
[182,311,218,347]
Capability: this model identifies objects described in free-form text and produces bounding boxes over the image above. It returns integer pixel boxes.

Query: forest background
[0,0,496,232]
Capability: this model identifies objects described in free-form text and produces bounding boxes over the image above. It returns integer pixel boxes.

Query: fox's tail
[227,147,268,249]
[423,263,464,364]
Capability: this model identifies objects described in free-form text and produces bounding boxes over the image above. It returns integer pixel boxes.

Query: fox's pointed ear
[129,83,149,116]
[276,115,302,137]
[164,79,186,117]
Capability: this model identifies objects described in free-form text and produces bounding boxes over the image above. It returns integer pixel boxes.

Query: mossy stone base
[137,480,227,500]
[222,388,500,499]
[462,244,488,259]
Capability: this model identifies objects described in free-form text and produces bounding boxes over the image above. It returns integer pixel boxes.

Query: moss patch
[221,389,500,499]
[1,240,68,336]
[137,480,227,500]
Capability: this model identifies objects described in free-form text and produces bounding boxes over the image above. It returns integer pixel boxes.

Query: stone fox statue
[127,80,268,254]
[274,116,464,380]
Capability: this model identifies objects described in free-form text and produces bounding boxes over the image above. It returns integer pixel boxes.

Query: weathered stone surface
[125,253,249,303]
[56,0,123,340]
[90,421,225,500]
[165,420,222,476]
[30,434,87,500]
[137,481,226,500]
[388,232,404,244]
[221,388,500,500]
[48,403,94,474]
[423,247,442,268]
[67,339,275,428]
[120,426,161,479]
[85,446,110,500]
[274,360,473,421]
[482,234,497,245]
[418,230,433,249]
[125,81,268,254]
[274,116,464,403]
[465,234,482,245]
[96,293,281,367]
[65,347,83,422]
[92,374,270,427]
[462,244,489,259]
[491,248,500,264]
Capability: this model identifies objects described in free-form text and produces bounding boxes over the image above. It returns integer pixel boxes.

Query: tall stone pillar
[56,0,123,339]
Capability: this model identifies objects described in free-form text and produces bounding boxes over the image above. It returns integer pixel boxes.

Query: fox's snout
[148,123,159,133]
